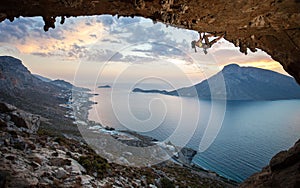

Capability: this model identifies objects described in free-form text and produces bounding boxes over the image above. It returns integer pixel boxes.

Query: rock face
[0,103,99,187]
[10,109,40,132]
[177,147,197,165]
[0,56,58,94]
[0,56,76,133]
[0,56,68,106]
[0,102,40,133]
[0,0,300,83]
[0,102,16,112]
[240,139,300,188]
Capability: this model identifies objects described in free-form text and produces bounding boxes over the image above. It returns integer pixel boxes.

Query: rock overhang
[0,0,299,83]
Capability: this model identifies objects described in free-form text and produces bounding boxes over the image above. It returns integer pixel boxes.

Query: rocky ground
[0,102,236,187]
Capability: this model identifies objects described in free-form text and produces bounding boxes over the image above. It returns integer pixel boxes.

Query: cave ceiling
[1,0,300,83]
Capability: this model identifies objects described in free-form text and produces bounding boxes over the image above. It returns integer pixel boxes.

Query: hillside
[0,56,75,134]
[134,64,300,100]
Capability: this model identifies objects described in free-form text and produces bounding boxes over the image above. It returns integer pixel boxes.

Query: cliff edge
[240,139,300,188]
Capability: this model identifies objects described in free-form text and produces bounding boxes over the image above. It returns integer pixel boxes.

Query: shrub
[79,155,110,178]
[160,177,175,188]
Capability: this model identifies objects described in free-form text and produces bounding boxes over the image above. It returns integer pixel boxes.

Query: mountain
[0,56,74,130]
[34,74,78,90]
[33,74,52,82]
[133,64,300,100]
[51,79,73,89]
[0,56,65,98]
[34,74,90,91]
[51,79,90,91]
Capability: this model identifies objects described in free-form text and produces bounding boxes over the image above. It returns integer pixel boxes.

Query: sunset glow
[0,15,287,86]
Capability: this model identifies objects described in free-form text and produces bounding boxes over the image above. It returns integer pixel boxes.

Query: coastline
[68,88,239,186]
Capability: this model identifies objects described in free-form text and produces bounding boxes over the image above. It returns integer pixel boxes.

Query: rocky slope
[0,56,69,113]
[0,56,61,96]
[240,139,300,188]
[1,100,299,187]
[134,64,300,100]
[0,0,300,83]
[0,56,78,135]
[0,102,235,187]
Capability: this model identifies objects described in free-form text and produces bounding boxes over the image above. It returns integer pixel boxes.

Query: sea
[86,84,300,182]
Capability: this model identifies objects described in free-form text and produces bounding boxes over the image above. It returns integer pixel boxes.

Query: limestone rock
[240,139,300,188]
[10,110,40,133]
[177,147,197,165]
[49,158,72,166]
[0,102,40,133]
[270,140,300,172]
[0,103,17,113]
[0,118,6,127]
[55,167,68,179]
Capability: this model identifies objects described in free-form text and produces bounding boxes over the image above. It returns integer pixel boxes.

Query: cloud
[212,48,283,73]
[0,45,21,56]
[213,49,275,65]
[0,15,282,76]
[0,15,191,64]
[83,47,157,64]
[112,22,168,44]
[121,55,156,64]
[0,17,56,43]
[100,38,120,43]
[0,16,107,60]
[83,48,122,62]
[89,34,97,39]
[30,52,49,57]
[95,15,117,26]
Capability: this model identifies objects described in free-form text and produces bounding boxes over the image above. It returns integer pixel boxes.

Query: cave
[1,0,300,83]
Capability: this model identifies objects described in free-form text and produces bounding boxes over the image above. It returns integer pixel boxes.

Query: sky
[0,15,286,89]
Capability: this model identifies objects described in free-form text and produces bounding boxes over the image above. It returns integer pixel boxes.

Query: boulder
[177,147,197,165]
[0,171,7,188]
[68,158,86,175]
[0,118,6,128]
[10,110,40,133]
[270,140,300,172]
[49,158,71,166]
[0,102,17,113]
[0,102,40,133]
[80,175,94,186]
[55,167,68,179]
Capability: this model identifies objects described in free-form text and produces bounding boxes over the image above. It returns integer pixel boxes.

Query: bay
[88,86,300,182]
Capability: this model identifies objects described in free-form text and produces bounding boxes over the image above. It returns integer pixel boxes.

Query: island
[98,85,111,88]
[133,64,300,101]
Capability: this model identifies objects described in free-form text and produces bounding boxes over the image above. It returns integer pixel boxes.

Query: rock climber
[191,32,224,54]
